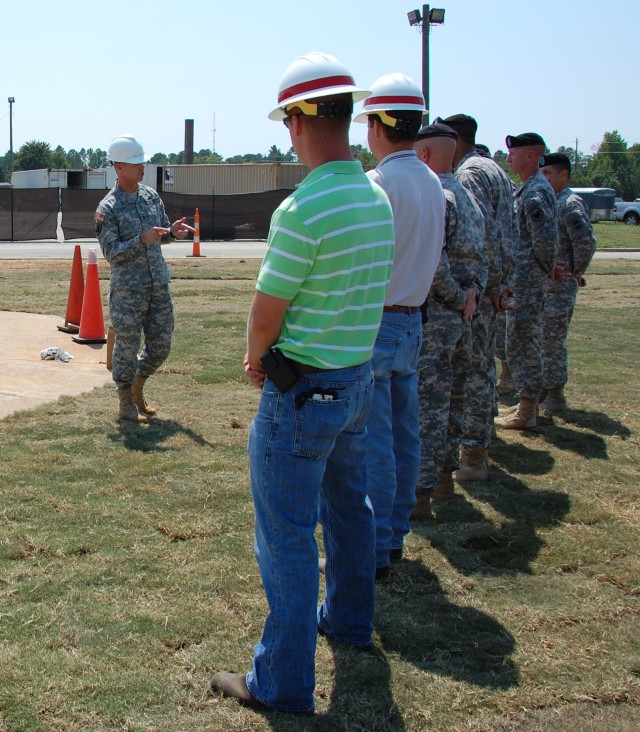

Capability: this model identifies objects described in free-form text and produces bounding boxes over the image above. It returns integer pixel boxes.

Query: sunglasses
[283,112,302,129]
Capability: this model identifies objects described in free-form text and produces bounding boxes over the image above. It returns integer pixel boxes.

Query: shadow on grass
[488,439,555,475]
[538,419,609,460]
[376,560,519,690]
[107,417,217,452]
[560,407,632,439]
[322,641,406,731]
[414,467,571,576]
[237,643,405,731]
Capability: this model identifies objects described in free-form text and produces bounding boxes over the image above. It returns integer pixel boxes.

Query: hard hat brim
[269,87,371,121]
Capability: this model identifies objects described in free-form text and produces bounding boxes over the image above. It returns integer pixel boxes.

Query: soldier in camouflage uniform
[435,114,518,478]
[96,135,194,423]
[495,132,558,430]
[413,123,487,515]
[539,153,596,413]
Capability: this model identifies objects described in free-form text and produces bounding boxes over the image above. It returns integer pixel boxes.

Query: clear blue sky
[2,0,638,161]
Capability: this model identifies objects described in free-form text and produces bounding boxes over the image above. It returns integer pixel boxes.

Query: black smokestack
[184,119,194,164]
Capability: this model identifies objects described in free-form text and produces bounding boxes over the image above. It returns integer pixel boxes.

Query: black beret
[475,143,491,157]
[539,153,571,170]
[505,132,546,149]
[434,113,478,135]
[416,123,458,141]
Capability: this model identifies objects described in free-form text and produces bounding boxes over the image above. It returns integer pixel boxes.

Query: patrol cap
[539,152,571,172]
[433,113,477,137]
[416,123,458,141]
[505,132,546,149]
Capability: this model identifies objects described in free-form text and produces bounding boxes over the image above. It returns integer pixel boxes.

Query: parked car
[612,200,640,225]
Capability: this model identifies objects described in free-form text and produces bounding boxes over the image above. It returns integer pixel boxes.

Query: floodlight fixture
[407,9,422,26]
[429,8,445,24]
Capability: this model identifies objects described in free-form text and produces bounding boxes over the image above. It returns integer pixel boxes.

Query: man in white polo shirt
[354,73,445,578]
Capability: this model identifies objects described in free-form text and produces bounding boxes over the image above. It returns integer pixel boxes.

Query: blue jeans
[246,362,376,714]
[366,311,422,568]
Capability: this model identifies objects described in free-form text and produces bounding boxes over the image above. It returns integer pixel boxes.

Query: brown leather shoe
[209,672,270,711]
[209,672,314,716]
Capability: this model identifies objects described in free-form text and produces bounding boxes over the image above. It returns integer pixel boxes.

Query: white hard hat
[107,135,147,164]
[269,51,370,121]
[354,73,425,124]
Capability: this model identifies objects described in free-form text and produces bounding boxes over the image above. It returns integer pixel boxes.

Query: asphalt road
[0,239,268,259]
[0,240,638,260]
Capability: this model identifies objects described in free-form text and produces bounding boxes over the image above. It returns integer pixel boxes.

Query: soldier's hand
[140,226,170,244]
[462,286,478,322]
[171,217,196,240]
[551,260,572,282]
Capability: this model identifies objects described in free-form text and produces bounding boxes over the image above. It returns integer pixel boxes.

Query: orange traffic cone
[72,248,107,344]
[57,244,85,333]
[187,208,204,257]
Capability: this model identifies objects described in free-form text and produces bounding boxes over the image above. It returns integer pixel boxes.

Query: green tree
[284,146,297,163]
[350,144,377,166]
[51,145,68,169]
[14,140,52,171]
[589,131,635,199]
[0,151,9,181]
[66,149,84,169]
[149,152,168,164]
[225,153,265,163]
[88,148,108,168]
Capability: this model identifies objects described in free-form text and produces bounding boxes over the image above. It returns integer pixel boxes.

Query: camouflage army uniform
[95,184,175,389]
[543,188,596,390]
[507,170,558,399]
[418,172,487,490]
[454,152,518,448]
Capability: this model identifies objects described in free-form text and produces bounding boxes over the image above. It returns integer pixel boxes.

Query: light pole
[8,97,15,241]
[407,6,445,124]
[8,97,15,178]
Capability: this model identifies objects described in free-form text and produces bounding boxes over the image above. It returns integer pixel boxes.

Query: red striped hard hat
[353,73,425,123]
[269,51,369,121]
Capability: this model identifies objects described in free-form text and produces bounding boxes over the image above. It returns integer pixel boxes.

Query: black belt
[384,305,421,314]
[291,359,329,374]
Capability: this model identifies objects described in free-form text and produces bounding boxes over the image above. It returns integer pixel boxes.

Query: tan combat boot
[118,387,148,423]
[495,397,537,430]
[454,446,488,482]
[131,374,157,416]
[411,491,433,520]
[540,385,567,416]
[430,471,455,501]
[497,361,517,396]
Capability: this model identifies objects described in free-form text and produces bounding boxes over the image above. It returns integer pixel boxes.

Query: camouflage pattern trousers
[462,296,497,450]
[506,286,548,400]
[109,285,174,388]
[495,310,506,363]
[418,301,472,490]
[542,298,575,390]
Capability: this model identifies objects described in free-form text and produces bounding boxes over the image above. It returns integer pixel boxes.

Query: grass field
[0,258,639,731]
[592,221,640,249]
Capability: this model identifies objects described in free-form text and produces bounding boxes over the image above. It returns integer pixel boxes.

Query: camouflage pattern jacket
[513,170,558,297]
[546,186,597,312]
[96,184,171,289]
[430,172,488,311]
[455,151,518,299]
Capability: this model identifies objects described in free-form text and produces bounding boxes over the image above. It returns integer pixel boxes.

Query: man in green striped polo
[209,51,395,716]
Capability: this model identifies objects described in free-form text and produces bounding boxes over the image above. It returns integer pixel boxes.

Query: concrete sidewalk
[0,311,113,420]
